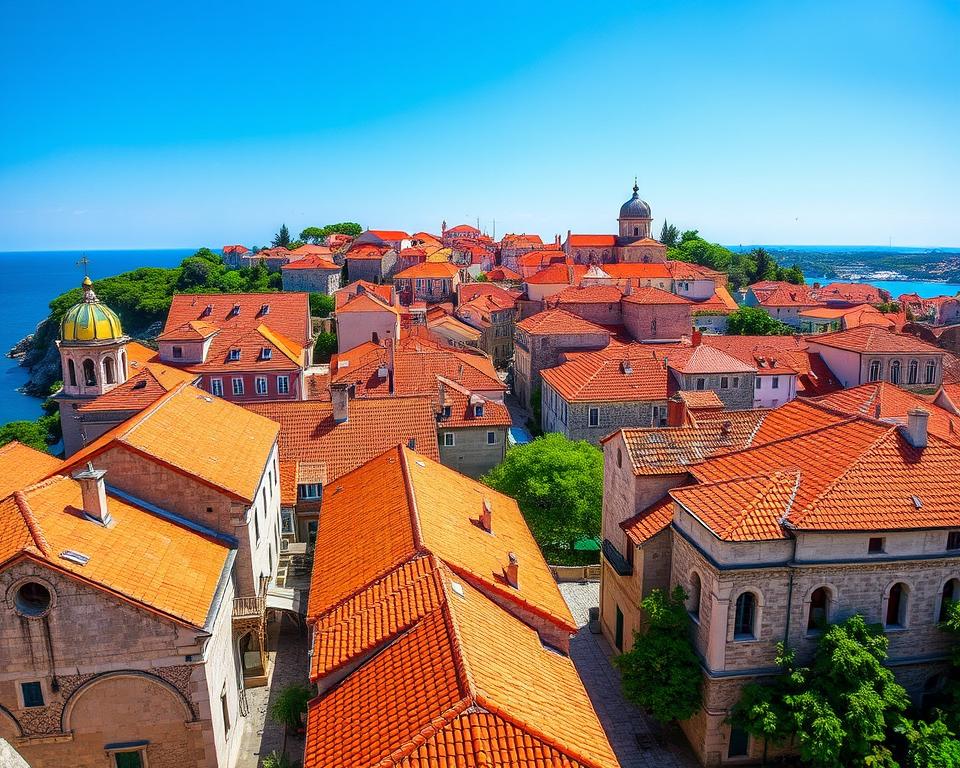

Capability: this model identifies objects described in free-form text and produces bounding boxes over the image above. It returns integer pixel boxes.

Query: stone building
[513,309,611,408]
[621,286,693,341]
[280,254,342,295]
[661,344,757,410]
[0,432,253,768]
[600,398,960,766]
[392,261,462,305]
[455,285,519,368]
[344,243,398,283]
[436,377,511,477]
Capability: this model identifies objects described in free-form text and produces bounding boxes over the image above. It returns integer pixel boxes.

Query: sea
[1,245,959,426]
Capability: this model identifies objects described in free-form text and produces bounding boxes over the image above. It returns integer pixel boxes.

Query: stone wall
[675,372,756,410]
[437,426,507,478]
[622,301,691,340]
[281,268,341,295]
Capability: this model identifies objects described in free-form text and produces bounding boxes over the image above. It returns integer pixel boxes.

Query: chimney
[480,498,493,533]
[904,408,929,449]
[505,552,519,588]
[73,463,111,525]
[691,330,702,347]
[331,382,350,423]
[667,395,687,427]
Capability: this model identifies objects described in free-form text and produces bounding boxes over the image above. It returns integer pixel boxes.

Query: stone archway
[0,707,28,768]
[61,671,195,733]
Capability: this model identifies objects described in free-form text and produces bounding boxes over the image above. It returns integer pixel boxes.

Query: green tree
[269,683,310,731]
[726,306,794,336]
[481,433,602,555]
[939,600,960,731]
[313,331,337,363]
[272,224,291,248]
[660,221,680,247]
[752,247,775,282]
[614,586,702,724]
[0,419,54,452]
[899,718,960,768]
[309,293,335,317]
[299,222,363,244]
[300,226,326,244]
[729,646,796,764]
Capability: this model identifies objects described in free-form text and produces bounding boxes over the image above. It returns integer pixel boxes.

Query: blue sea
[0,249,193,425]
[1,245,959,426]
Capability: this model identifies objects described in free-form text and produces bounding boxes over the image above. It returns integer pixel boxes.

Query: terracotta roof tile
[567,234,618,247]
[541,346,669,403]
[395,262,461,279]
[437,379,512,428]
[622,286,691,306]
[334,280,393,310]
[602,263,671,279]
[662,345,755,375]
[486,266,523,281]
[550,285,624,305]
[0,442,61,501]
[282,254,340,270]
[77,367,196,413]
[369,229,411,241]
[58,383,279,502]
[621,495,675,545]
[516,309,610,337]
[164,293,311,348]
[807,326,944,354]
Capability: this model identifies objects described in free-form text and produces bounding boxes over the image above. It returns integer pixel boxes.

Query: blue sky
[1,0,958,250]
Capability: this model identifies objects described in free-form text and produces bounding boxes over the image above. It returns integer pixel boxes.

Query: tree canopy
[272,224,291,248]
[309,293,335,317]
[660,221,680,247]
[726,306,795,336]
[668,232,804,291]
[614,586,702,724]
[481,433,602,556]
[299,222,363,244]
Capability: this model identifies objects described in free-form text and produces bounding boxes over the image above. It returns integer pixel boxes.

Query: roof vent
[132,379,148,390]
[480,498,493,533]
[450,581,465,598]
[60,550,90,566]
[621,360,633,375]
[260,303,270,315]
[230,303,241,316]
[201,304,213,317]
[912,495,923,509]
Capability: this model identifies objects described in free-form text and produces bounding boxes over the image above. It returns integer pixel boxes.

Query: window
[114,751,145,768]
[688,573,702,620]
[172,346,183,359]
[890,360,901,385]
[755,377,761,389]
[695,378,705,391]
[948,531,960,551]
[67,359,77,387]
[908,359,919,385]
[653,406,667,427]
[261,348,272,360]
[443,432,455,447]
[732,377,739,389]
[615,606,624,651]
[104,357,117,384]
[771,376,779,389]
[940,579,960,622]
[298,483,321,500]
[255,377,268,395]
[15,582,51,617]
[82,358,97,386]
[728,727,750,758]
[21,681,44,708]
[720,377,729,389]
[441,405,451,418]
[868,536,885,554]
[221,688,231,735]
[474,404,484,417]
[589,407,600,427]
[886,582,908,628]
[280,508,295,535]
[277,376,289,395]
[869,360,882,382]
[253,509,260,543]
[807,587,830,632]
[229,348,241,361]
[211,378,224,397]
[925,360,937,385]
[487,431,496,445]
[371,331,380,344]
[734,592,757,640]
[232,378,244,396]
[617,448,623,468]
[633,226,639,236]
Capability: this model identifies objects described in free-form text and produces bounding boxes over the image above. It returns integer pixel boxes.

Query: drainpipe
[783,534,798,646]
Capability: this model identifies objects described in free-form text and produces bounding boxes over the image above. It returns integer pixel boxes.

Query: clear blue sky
[1,0,958,250]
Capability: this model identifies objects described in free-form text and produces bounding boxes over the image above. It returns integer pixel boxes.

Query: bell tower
[618,179,653,239]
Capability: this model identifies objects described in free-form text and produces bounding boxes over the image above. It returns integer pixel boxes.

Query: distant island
[732,245,960,283]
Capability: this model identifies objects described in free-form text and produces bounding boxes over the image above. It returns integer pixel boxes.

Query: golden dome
[60,277,125,344]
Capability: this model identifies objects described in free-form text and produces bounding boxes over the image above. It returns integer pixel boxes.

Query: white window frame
[261,348,272,360]
[232,377,244,396]
[443,432,455,447]
[229,348,242,361]
[486,431,496,445]
[255,376,268,396]
[588,407,600,427]
[280,508,296,535]
[277,376,290,395]
[474,404,484,417]
[210,378,224,397]
[298,483,321,500]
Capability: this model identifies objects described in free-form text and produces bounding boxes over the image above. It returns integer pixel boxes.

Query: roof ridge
[398,446,426,550]
[433,560,479,700]
[722,470,800,538]
[13,490,50,556]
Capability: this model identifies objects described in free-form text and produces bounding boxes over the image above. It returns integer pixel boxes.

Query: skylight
[60,550,90,566]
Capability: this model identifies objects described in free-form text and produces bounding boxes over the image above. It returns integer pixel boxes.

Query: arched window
[807,587,831,631]
[688,573,702,619]
[885,582,908,628]
[82,358,97,387]
[939,579,959,623]
[889,360,901,385]
[617,448,622,469]
[869,360,882,382]
[925,361,937,385]
[104,357,116,384]
[633,226,639,236]
[908,359,919,385]
[119,350,127,377]
[67,359,77,387]
[734,592,757,639]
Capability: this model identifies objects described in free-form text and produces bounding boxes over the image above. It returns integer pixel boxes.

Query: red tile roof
[621,495,676,545]
[807,326,944,354]
[516,309,610,337]
[164,293,311,348]
[157,320,220,341]
[446,224,480,234]
[282,254,340,271]
[541,346,669,403]
[516,250,569,268]
[335,291,398,315]
[622,286,691,305]
[394,261,461,279]
[0,442,61,499]
[334,280,393,309]
[662,345,756,375]
[602,263,672,279]
[525,263,590,286]
[438,378,512,428]
[549,285,624,305]
[486,266,523,281]
[567,234,617,247]
[222,245,249,255]
[457,282,521,306]
[345,243,390,260]
[244,396,440,504]
[176,324,305,374]
[368,229,410,241]
[77,367,196,413]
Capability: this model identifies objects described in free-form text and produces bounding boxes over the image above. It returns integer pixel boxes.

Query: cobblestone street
[560,581,699,768]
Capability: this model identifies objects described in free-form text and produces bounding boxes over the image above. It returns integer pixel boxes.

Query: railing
[232,595,265,620]
[550,564,602,583]
[602,539,633,577]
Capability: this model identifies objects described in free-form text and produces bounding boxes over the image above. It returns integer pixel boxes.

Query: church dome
[619,182,651,219]
[60,277,125,343]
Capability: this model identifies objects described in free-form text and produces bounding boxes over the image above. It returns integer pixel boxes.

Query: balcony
[602,538,633,577]
[232,595,265,622]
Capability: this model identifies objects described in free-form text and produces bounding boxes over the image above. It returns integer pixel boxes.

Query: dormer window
[474,404,484,417]
[261,348,272,360]
[201,304,213,317]
[230,304,241,317]
[229,349,241,361]
[172,346,183,359]
[260,303,270,315]
[442,405,451,418]
[298,483,321,500]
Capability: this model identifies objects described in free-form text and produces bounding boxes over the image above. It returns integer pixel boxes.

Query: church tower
[56,277,130,455]
[618,180,653,239]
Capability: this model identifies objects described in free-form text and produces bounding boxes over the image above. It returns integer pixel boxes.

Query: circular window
[15,582,52,617]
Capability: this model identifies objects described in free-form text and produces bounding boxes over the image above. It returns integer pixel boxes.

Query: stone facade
[281,265,342,295]
[0,560,241,768]
[345,250,398,284]
[437,426,507,478]
[540,383,668,443]
[513,327,609,408]
[673,371,756,410]
[622,300,692,341]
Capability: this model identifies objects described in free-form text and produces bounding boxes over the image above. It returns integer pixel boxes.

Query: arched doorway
[238,631,265,680]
